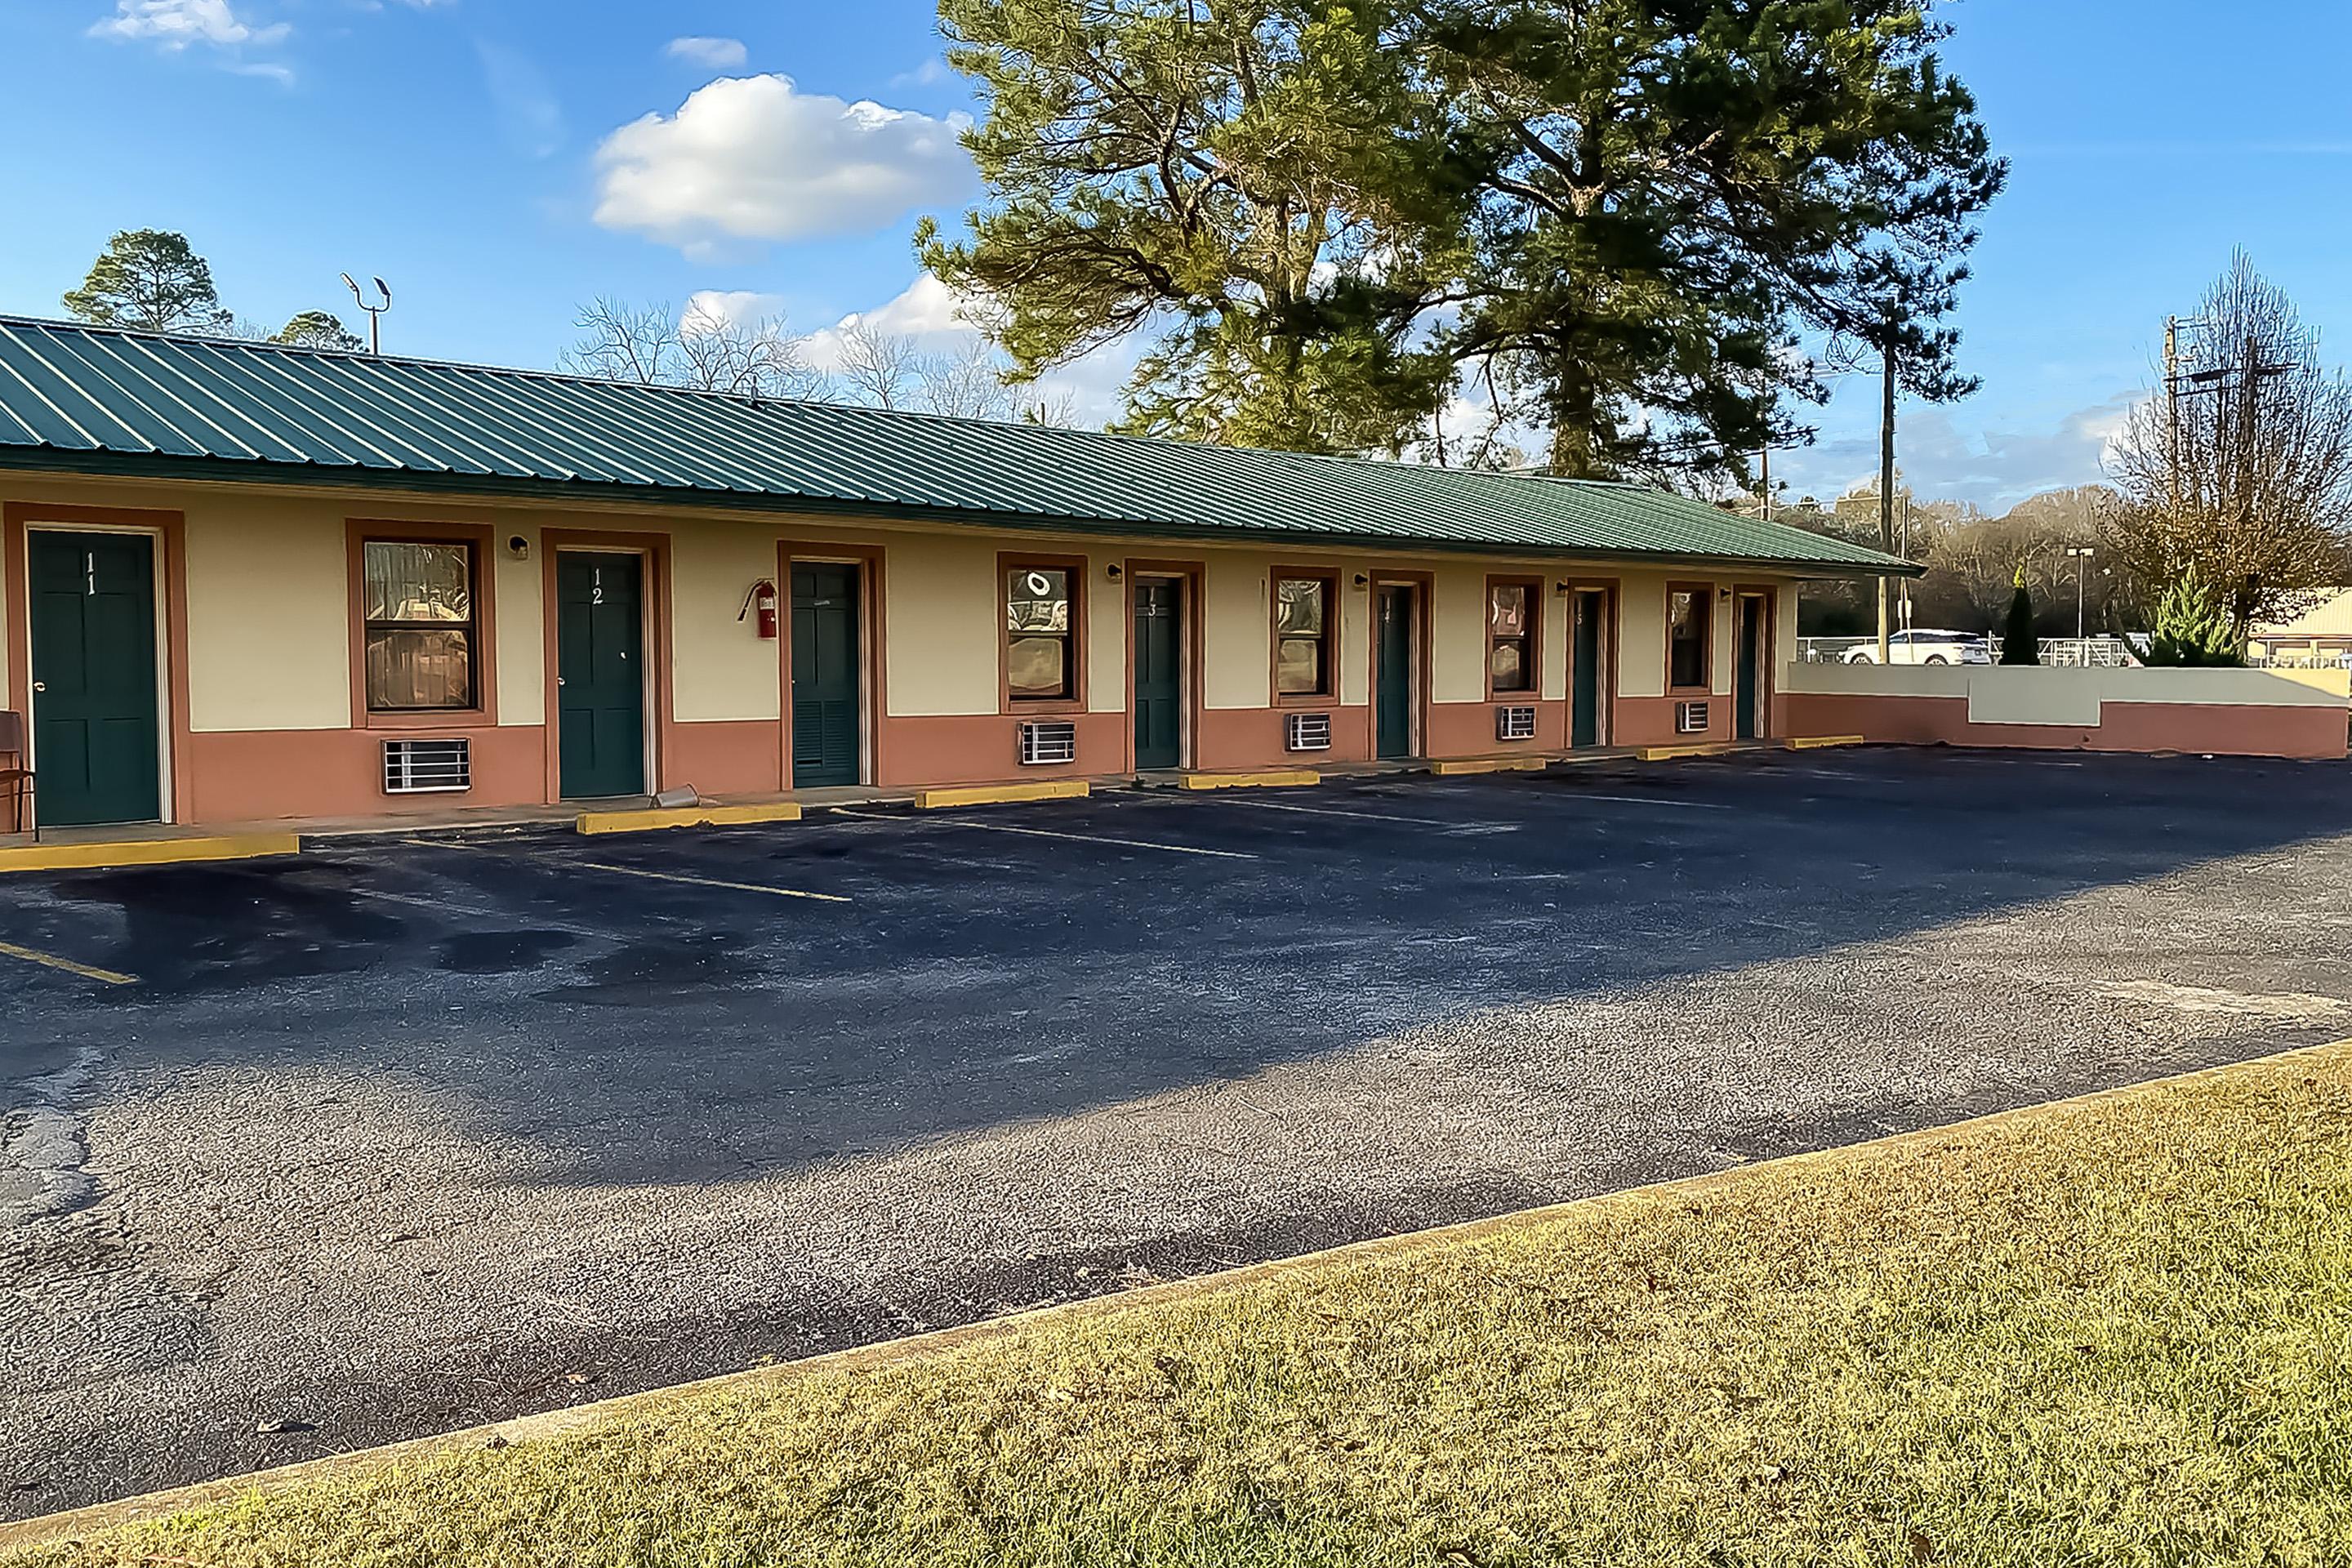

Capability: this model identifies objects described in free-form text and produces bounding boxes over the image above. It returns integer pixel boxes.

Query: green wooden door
[557,552,646,799]
[1375,585,1415,760]
[791,563,862,789]
[28,531,161,826]
[1570,590,1604,749]
[1735,595,1765,741]
[1131,578,1183,771]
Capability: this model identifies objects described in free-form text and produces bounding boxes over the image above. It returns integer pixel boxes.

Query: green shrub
[2145,565,2244,666]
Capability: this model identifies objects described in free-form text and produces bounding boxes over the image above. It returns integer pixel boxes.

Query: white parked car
[1843,629,1993,666]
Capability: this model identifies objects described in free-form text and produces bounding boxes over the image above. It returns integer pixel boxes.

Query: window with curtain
[1489,581,1535,693]
[363,540,476,710]
[1668,587,1710,690]
[1275,577,1332,697]
[1006,565,1074,700]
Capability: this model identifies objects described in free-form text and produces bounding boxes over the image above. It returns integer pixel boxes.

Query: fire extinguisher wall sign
[740,578,779,639]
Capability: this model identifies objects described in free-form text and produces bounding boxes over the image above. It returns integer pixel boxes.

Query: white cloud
[889,56,951,88]
[682,290,788,336]
[475,38,564,159]
[803,273,976,370]
[592,74,974,253]
[666,35,746,69]
[1779,391,2140,513]
[90,0,288,49]
[806,272,1138,425]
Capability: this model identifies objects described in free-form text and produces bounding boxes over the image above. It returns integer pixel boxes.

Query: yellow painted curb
[1785,735,1866,751]
[0,832,298,875]
[915,780,1090,810]
[7,1036,2343,1557]
[1176,768,1321,791]
[576,801,804,835]
[1431,755,1549,777]
[1635,742,1735,762]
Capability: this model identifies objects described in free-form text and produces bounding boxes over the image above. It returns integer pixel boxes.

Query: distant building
[2249,589,2352,664]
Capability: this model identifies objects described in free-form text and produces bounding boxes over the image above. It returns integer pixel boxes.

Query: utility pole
[1759,446,1773,523]
[1877,327,1897,663]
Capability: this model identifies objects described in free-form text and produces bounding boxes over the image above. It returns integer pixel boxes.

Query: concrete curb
[5,1036,2344,1555]
[1633,741,1737,761]
[575,802,804,835]
[0,833,299,875]
[914,781,1091,810]
[1174,768,1321,791]
[1784,735,1866,751]
[1430,756,1549,776]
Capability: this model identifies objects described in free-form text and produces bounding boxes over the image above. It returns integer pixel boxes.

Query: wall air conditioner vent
[1285,711,1333,752]
[1495,705,1537,742]
[1675,701,1712,736]
[382,737,472,795]
[1018,720,1078,766]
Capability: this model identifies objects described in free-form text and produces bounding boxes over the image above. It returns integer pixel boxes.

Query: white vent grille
[382,737,471,795]
[1675,701,1712,736]
[1495,705,1536,742]
[1285,711,1333,752]
[1018,720,1077,766]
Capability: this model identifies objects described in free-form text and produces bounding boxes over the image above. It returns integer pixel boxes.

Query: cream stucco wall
[1618,572,1668,699]
[183,498,349,733]
[492,528,544,726]
[1202,555,1272,710]
[669,517,782,724]
[1429,564,1487,705]
[884,532,1000,717]
[1085,551,1125,715]
[2,470,1828,755]
[1540,585,1567,703]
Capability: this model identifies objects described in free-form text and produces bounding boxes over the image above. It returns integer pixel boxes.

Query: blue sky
[2,0,2349,511]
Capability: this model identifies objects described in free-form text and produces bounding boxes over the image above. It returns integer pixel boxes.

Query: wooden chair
[0,710,29,835]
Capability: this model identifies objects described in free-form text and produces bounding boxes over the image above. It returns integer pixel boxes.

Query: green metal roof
[0,316,1911,576]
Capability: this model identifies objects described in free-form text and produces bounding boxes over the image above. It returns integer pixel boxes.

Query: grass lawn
[15,1045,2351,1568]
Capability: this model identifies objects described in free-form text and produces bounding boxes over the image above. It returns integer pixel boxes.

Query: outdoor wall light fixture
[1107,564,1124,581]
[1352,572,1370,589]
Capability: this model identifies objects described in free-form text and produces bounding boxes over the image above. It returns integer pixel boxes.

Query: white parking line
[400,839,852,903]
[1544,793,1735,812]
[350,886,611,938]
[575,860,853,903]
[1210,796,1513,831]
[834,808,1257,860]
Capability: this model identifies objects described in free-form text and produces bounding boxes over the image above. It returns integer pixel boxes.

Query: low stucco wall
[1784,664,2350,760]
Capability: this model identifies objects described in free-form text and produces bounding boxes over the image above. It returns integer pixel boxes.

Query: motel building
[0,317,1909,834]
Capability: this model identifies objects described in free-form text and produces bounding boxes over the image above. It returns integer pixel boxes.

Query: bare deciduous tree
[561,297,821,401]
[2102,253,2352,631]
[831,322,924,411]
[915,338,1019,421]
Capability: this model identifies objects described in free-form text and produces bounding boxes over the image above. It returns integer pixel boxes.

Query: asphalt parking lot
[6,746,2352,1515]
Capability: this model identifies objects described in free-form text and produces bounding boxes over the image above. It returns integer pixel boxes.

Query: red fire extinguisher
[739,578,779,639]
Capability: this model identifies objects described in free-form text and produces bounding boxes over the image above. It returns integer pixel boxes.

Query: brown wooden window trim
[347,520,496,728]
[1270,568,1339,705]
[1664,579,1714,695]
[1485,574,1543,699]
[1000,551,1088,714]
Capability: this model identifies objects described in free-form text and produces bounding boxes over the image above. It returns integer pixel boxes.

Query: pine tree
[62,229,233,333]
[2000,570,2039,666]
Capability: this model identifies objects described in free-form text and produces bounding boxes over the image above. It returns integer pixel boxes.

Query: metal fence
[1797,634,2140,667]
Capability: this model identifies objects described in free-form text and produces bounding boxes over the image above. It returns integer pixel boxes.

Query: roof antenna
[340,273,392,354]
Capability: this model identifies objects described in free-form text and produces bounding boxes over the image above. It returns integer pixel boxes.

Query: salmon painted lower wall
[1783,693,2349,760]
[184,727,549,822]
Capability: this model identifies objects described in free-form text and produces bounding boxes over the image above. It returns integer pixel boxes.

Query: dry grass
[15,1045,2351,1568]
